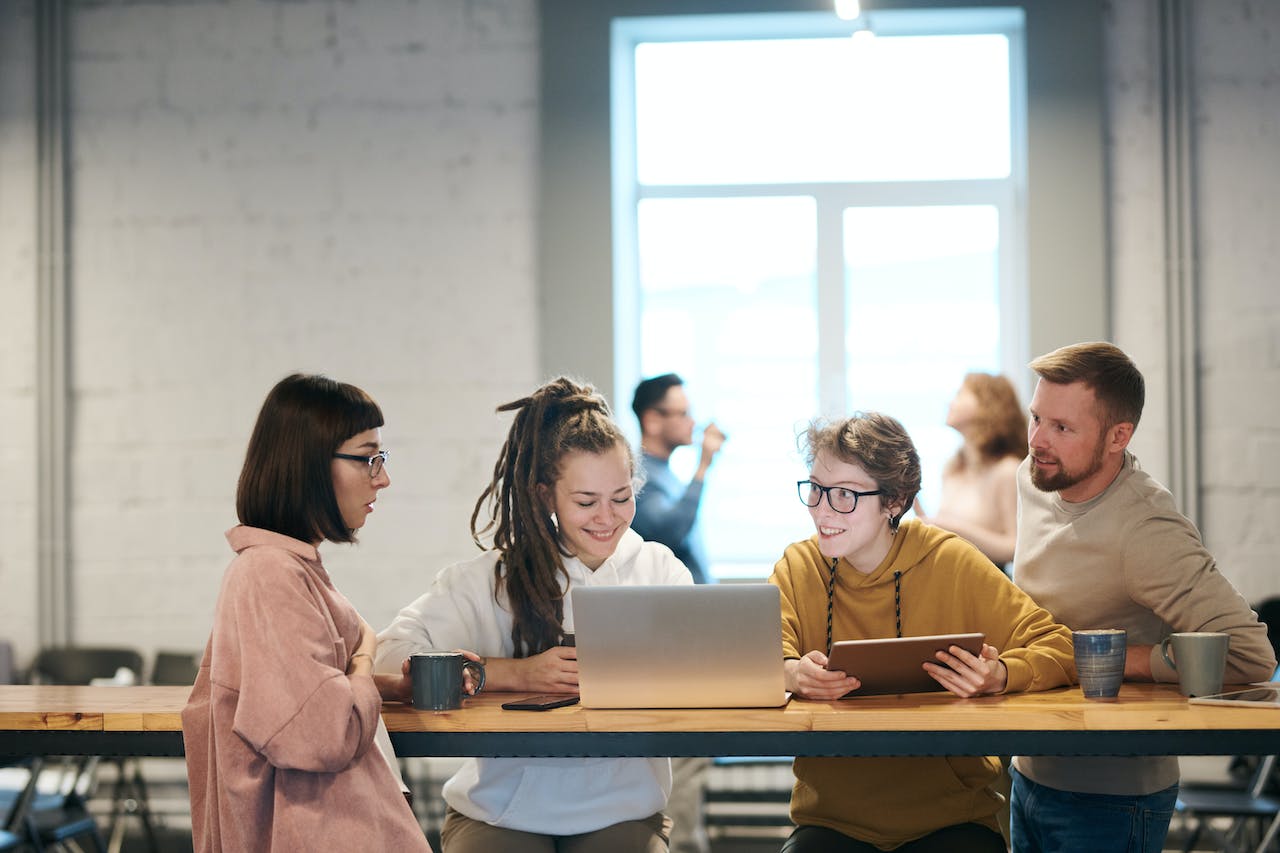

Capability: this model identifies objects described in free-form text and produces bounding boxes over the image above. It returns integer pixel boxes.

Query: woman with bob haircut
[771,412,1073,853]
[183,373,429,852]
[915,372,1027,569]
[377,376,691,853]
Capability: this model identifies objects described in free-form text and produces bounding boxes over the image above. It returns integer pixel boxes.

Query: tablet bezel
[1187,685,1280,708]
[825,632,986,697]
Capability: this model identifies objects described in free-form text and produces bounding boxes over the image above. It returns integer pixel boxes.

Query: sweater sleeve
[768,550,806,661]
[951,542,1075,693]
[1123,514,1277,684]
[633,477,704,547]
[226,553,382,773]
[376,561,499,668]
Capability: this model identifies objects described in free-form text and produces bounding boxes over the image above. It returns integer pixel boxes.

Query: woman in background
[772,412,1073,852]
[183,373,428,852]
[915,372,1027,569]
[377,377,690,853]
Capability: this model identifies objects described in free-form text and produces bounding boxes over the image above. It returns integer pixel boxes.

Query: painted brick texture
[2,0,1277,673]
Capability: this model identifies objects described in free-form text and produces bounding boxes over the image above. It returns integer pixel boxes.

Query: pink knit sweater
[182,526,428,851]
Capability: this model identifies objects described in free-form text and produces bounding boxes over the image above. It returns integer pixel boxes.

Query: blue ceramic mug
[1074,628,1127,699]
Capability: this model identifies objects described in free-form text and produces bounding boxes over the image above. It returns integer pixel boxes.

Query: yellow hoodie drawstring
[825,561,905,654]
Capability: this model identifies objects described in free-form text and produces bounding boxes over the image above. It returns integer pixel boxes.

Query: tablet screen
[825,632,985,697]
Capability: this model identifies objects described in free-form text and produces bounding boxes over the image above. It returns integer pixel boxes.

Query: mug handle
[463,660,486,695]
[1159,637,1177,671]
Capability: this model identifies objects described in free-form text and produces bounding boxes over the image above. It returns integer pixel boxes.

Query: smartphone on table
[500,694,581,711]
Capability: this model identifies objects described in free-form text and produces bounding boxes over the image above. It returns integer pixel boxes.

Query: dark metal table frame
[6,728,1280,759]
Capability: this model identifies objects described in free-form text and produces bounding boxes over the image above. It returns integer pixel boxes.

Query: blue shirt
[633,451,710,584]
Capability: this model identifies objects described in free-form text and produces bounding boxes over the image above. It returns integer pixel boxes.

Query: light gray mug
[410,651,485,711]
[1159,631,1230,697]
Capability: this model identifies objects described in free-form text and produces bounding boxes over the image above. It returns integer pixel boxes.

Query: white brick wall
[3,0,1277,674]
[2,0,540,665]
[1189,0,1280,606]
[0,0,39,669]
[1108,0,1280,606]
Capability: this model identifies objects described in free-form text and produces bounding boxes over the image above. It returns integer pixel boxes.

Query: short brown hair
[802,412,921,530]
[236,373,384,545]
[1030,342,1145,429]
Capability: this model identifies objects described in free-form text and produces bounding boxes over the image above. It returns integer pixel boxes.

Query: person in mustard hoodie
[770,412,1075,853]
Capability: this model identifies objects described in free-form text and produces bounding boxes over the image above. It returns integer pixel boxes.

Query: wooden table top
[3,683,1278,736]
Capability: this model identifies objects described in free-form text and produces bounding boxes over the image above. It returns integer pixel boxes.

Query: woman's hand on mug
[456,649,486,695]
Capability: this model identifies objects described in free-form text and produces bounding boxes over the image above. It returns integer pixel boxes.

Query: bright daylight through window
[612,9,1027,578]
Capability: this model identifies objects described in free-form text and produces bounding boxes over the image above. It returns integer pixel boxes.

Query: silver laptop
[571,584,787,708]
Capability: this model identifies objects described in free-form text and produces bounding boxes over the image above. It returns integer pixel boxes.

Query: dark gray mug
[410,651,485,711]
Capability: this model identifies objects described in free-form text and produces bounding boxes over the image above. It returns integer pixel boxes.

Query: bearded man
[1009,341,1275,853]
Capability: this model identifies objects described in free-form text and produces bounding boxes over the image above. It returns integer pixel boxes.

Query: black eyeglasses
[334,450,389,479]
[797,480,882,514]
[655,407,692,420]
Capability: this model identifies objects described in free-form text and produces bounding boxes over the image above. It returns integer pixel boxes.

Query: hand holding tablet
[825,633,987,697]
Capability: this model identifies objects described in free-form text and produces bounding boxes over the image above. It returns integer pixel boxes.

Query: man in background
[631,373,726,853]
[631,373,725,585]
[1010,341,1276,853]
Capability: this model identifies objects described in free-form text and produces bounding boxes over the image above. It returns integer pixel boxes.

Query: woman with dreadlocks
[377,377,689,852]
[772,413,1073,853]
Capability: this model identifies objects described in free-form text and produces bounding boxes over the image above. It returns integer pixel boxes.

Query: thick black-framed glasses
[797,480,882,514]
[334,450,389,479]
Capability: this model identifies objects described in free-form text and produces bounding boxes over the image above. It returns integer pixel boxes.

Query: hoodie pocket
[944,755,1001,790]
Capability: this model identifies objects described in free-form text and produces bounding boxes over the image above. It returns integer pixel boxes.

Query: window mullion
[815,189,847,419]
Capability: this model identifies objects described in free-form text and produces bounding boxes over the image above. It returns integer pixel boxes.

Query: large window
[612,9,1028,577]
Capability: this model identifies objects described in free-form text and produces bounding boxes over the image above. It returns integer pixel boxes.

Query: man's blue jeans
[1010,766,1178,853]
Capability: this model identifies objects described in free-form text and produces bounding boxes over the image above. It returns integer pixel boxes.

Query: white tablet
[825,632,986,697]
[1188,685,1280,708]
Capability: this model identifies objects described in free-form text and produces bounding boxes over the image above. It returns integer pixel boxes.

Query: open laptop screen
[572,584,787,709]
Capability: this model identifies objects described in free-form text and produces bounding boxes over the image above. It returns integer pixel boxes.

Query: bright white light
[834,0,861,21]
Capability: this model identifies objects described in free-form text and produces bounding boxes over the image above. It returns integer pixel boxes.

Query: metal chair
[28,647,146,853]
[30,648,143,688]
[149,651,199,688]
[0,641,15,686]
[1,755,106,853]
[95,651,200,853]
[1175,754,1280,853]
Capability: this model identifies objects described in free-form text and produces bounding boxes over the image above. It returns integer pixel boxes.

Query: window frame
[611,9,1029,419]
[538,0,1107,413]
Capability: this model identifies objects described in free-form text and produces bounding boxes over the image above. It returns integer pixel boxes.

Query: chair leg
[1183,820,1203,853]
[1255,810,1280,853]
[105,759,158,853]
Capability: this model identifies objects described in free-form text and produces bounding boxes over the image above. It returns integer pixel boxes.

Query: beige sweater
[1012,453,1276,795]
